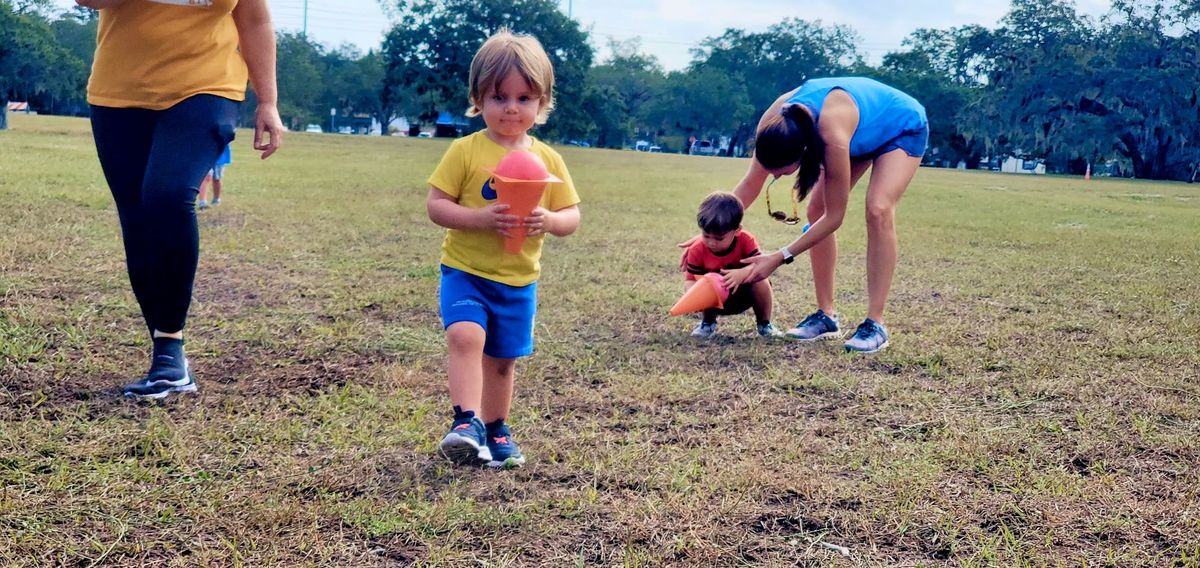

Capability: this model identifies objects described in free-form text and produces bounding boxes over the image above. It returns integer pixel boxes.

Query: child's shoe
[757,322,785,338]
[844,319,889,353]
[785,310,842,342]
[197,200,209,210]
[690,321,718,338]
[485,420,526,469]
[211,197,221,206]
[440,415,491,466]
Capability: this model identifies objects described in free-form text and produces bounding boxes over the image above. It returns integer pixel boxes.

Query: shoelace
[853,321,877,340]
[799,312,825,329]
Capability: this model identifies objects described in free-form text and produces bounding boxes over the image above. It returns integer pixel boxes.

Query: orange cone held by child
[670,272,731,316]
[485,150,562,254]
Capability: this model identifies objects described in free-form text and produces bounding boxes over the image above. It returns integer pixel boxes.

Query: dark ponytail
[754,104,825,202]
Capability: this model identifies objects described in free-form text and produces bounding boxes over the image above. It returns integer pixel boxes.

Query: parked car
[565,140,591,147]
[648,145,663,153]
[689,139,716,156]
[417,132,433,139]
[304,124,322,133]
[635,140,650,152]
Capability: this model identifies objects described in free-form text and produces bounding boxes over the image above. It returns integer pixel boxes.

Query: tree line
[3,0,1199,180]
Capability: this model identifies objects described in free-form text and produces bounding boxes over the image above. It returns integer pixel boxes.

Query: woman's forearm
[232,0,278,106]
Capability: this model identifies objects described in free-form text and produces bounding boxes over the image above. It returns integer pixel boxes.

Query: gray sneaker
[785,310,843,342]
[757,322,785,338]
[844,319,890,353]
[197,200,209,210]
[691,321,718,338]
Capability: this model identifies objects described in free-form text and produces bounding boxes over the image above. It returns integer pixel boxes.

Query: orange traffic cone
[670,273,731,316]
[485,150,562,254]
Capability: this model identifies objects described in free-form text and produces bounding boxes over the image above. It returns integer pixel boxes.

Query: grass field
[2,113,1199,567]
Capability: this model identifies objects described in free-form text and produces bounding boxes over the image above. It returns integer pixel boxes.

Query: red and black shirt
[683,229,761,281]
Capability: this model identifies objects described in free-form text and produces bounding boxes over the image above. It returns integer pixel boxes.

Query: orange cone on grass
[485,150,562,253]
[670,273,731,316]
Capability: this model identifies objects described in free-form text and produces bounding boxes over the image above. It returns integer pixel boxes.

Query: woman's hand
[676,234,699,249]
[723,252,784,292]
[254,103,284,159]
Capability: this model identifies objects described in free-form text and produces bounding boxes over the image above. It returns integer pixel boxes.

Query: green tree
[0,1,81,129]
[644,66,753,152]
[586,38,666,148]
[962,0,1099,170]
[689,18,861,155]
[46,7,95,115]
[1078,1,1200,179]
[868,27,985,167]
[274,31,324,130]
[380,0,592,138]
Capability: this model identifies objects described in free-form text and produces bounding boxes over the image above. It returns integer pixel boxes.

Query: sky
[53,0,1115,69]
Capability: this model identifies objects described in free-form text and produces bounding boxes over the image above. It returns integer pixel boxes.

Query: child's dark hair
[754,104,825,202]
[696,192,744,234]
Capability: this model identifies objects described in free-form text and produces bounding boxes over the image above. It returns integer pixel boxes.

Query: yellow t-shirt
[428,132,580,287]
[87,0,248,110]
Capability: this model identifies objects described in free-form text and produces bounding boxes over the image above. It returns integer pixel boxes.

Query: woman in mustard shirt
[77,0,284,399]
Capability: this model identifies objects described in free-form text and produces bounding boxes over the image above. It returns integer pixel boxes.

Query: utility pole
[303,0,309,37]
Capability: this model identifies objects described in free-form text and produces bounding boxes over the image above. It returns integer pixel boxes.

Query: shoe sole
[786,330,844,342]
[845,339,890,354]
[487,456,526,469]
[124,361,198,400]
[125,381,198,400]
[440,435,492,466]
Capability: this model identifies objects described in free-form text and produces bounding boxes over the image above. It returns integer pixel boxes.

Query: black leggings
[90,95,238,334]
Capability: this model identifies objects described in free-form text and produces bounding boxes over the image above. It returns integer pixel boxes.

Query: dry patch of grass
[3,114,1199,566]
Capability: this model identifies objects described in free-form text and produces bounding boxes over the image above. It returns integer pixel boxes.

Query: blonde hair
[466,29,556,124]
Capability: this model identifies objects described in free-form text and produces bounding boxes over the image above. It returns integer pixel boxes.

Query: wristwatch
[778,246,794,264]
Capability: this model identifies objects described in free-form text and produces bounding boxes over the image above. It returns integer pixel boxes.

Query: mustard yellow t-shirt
[428,132,580,287]
[87,0,248,110]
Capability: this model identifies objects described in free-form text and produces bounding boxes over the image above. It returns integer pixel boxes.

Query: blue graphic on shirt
[482,178,497,200]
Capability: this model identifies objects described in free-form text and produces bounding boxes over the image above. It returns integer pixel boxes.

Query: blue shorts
[439,265,537,358]
[862,125,929,160]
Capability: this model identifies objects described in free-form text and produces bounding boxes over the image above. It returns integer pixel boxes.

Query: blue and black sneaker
[485,420,526,469]
[785,310,843,342]
[123,357,197,400]
[440,415,492,466]
[123,338,197,400]
[844,319,889,353]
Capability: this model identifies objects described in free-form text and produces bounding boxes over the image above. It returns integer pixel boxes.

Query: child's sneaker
[844,319,889,353]
[197,200,209,210]
[485,420,526,469]
[757,322,785,338]
[123,358,197,400]
[691,321,718,338]
[211,198,221,206]
[786,310,842,342]
[439,415,492,466]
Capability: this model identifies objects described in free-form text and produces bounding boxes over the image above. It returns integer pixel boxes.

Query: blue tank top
[785,77,927,159]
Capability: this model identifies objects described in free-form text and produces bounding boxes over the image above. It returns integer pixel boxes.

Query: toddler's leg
[446,322,486,411]
[482,355,525,468]
[480,355,516,423]
[439,321,492,465]
[749,279,774,324]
